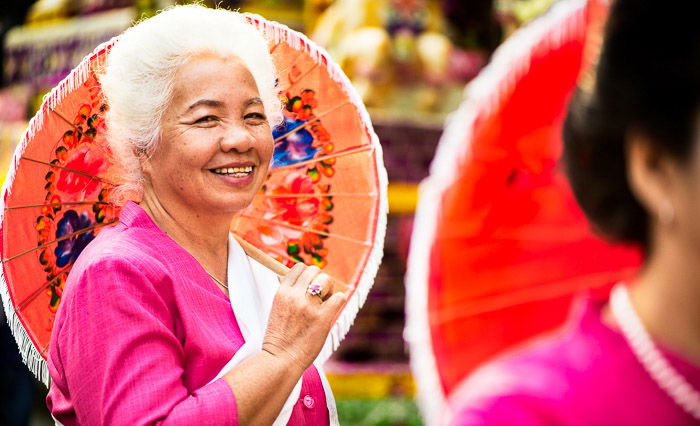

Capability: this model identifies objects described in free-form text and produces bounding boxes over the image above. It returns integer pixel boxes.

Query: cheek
[678,166,700,237]
[255,130,275,163]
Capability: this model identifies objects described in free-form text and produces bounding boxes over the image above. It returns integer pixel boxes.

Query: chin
[221,194,257,214]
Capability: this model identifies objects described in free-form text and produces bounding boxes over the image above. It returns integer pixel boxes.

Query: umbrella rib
[279,49,306,70]
[278,63,319,92]
[237,213,370,246]
[433,266,640,324]
[233,234,299,266]
[20,157,116,187]
[439,226,592,243]
[2,219,119,264]
[259,192,376,198]
[270,144,373,173]
[14,266,71,312]
[230,220,309,267]
[229,228,354,289]
[273,100,351,142]
[272,49,310,91]
[263,248,301,267]
[48,107,97,144]
[5,201,114,210]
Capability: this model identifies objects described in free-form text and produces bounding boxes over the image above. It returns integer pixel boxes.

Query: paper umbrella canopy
[405,0,640,420]
[0,13,387,385]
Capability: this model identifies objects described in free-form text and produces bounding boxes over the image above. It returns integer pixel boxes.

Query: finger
[294,265,322,290]
[320,290,348,318]
[280,262,306,287]
[332,280,351,294]
[308,273,333,301]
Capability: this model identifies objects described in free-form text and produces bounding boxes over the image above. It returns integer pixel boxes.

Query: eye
[194,115,218,124]
[244,112,267,122]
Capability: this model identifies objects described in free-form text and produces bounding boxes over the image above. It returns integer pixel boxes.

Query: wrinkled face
[142,53,274,217]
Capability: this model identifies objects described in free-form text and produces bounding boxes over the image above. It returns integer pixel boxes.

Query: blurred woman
[446,1,700,424]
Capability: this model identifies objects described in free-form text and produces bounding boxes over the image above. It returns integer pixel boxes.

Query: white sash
[210,235,338,425]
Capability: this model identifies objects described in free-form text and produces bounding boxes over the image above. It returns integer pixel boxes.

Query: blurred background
[0,0,559,424]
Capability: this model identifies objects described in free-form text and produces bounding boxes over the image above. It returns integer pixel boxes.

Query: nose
[219,123,255,153]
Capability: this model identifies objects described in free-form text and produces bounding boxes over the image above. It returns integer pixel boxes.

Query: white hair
[99,5,282,201]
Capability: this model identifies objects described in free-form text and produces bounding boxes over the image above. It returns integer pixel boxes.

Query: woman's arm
[223,263,346,425]
[51,256,344,426]
[51,257,238,425]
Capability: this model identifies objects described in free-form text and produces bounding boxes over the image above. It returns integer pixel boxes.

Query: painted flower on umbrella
[36,91,111,312]
[246,90,335,268]
[45,272,68,313]
[56,144,106,198]
[72,103,106,142]
[260,171,334,268]
[54,210,95,268]
[272,89,329,168]
[243,225,300,267]
[266,171,320,225]
[273,118,320,166]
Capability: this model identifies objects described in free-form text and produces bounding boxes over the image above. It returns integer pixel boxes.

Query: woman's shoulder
[445,296,625,425]
[58,216,185,312]
[70,201,192,276]
[69,223,166,278]
[73,201,184,269]
[445,333,585,424]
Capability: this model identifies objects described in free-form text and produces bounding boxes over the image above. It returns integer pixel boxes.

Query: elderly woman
[45,5,346,425]
[445,1,700,425]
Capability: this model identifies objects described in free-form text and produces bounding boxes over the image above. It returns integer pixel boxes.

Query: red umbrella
[405,0,640,420]
[0,13,387,384]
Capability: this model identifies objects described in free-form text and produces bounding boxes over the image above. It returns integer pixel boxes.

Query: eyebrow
[244,97,263,106]
[185,97,263,112]
[186,99,225,112]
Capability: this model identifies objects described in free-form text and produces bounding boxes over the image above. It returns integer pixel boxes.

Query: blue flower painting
[54,210,95,268]
[272,117,320,168]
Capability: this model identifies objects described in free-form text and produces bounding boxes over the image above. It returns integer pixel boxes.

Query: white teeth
[212,166,253,175]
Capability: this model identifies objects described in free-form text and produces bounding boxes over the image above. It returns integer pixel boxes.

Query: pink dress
[46,201,329,425]
[446,294,700,425]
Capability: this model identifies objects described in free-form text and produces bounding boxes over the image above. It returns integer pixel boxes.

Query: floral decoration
[256,89,336,268]
[35,78,115,312]
[54,210,95,268]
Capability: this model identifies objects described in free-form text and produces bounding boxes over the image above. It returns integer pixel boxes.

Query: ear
[626,132,678,227]
[138,147,156,186]
[140,154,153,177]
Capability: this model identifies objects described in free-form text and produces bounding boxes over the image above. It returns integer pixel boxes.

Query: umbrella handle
[231,233,350,295]
[232,233,291,276]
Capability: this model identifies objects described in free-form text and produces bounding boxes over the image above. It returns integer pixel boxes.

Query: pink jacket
[46,201,329,425]
[446,296,700,425]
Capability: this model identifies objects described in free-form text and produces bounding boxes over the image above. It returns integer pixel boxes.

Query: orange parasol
[405,0,639,421]
[0,13,387,384]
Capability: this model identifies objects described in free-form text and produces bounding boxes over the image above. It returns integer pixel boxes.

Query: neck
[139,187,230,281]
[630,231,700,365]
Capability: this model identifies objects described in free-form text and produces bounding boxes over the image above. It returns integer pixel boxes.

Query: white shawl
[210,235,339,425]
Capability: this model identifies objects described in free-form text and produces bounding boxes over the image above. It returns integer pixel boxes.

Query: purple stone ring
[307,282,323,297]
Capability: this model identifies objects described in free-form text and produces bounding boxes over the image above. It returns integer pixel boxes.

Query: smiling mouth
[210,165,254,178]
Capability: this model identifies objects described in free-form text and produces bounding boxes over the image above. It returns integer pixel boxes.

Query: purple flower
[54,210,95,268]
[272,117,320,167]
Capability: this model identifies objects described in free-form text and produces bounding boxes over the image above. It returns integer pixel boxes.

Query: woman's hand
[263,263,348,372]
[224,264,346,424]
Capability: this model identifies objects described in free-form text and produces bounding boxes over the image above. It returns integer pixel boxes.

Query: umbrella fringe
[3,37,117,199]
[243,13,357,104]
[0,271,50,386]
[0,37,119,386]
[403,0,587,422]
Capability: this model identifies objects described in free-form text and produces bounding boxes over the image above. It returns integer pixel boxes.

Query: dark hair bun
[563,0,700,247]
